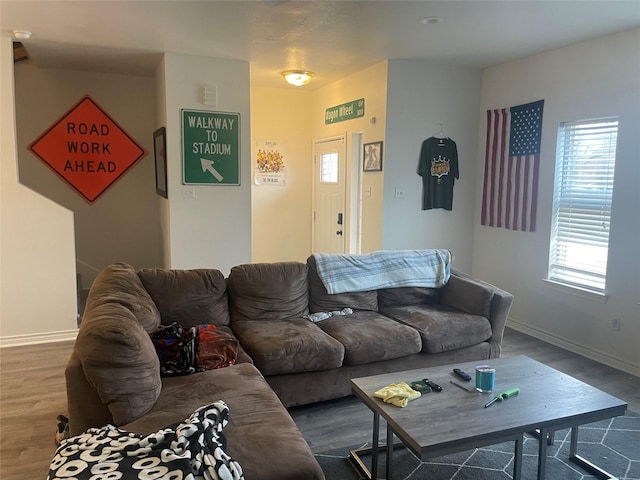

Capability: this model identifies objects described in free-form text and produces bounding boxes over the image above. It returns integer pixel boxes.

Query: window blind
[548,118,618,293]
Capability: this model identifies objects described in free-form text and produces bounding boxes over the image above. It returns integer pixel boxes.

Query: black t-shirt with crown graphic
[418,137,459,210]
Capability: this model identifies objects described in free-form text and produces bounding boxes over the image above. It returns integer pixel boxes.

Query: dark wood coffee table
[350,355,627,480]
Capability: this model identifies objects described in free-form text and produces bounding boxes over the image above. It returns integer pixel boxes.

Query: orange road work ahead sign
[28,95,147,204]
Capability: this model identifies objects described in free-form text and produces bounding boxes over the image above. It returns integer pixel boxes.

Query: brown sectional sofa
[65,253,513,479]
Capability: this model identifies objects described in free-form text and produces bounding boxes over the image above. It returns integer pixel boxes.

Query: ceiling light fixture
[418,16,444,25]
[281,70,315,87]
[12,30,32,40]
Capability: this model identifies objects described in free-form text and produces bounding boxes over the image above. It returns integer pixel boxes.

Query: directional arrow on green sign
[201,158,223,182]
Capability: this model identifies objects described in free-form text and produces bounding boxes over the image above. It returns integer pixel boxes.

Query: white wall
[13,64,161,288]
[383,60,482,272]
[0,35,77,345]
[250,87,313,263]
[472,28,640,375]
[312,61,388,253]
[162,53,252,275]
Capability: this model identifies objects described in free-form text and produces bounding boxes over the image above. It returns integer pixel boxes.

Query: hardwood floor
[1,328,638,479]
[0,340,73,480]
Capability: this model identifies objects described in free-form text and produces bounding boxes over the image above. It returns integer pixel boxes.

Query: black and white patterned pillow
[48,401,244,480]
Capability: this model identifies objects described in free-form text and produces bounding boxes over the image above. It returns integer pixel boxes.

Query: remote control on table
[423,379,442,392]
[453,368,472,381]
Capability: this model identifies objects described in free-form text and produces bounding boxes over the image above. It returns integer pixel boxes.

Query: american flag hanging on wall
[481,99,544,232]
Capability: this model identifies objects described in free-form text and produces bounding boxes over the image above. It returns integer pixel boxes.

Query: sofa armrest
[441,269,513,358]
[486,286,514,357]
[65,351,113,436]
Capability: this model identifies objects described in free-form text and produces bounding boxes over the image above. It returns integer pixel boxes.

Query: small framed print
[363,141,383,172]
[153,127,168,198]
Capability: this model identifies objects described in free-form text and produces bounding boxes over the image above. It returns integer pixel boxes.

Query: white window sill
[542,279,609,303]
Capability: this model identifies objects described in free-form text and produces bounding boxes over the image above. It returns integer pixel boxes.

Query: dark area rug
[315,410,639,479]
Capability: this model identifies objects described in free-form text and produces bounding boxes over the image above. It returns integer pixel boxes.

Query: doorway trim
[350,132,363,254]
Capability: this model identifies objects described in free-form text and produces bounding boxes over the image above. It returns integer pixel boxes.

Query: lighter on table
[485,387,520,408]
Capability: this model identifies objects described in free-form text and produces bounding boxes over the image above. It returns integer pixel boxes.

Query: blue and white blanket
[313,249,451,294]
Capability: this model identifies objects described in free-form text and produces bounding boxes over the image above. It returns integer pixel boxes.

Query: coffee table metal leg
[537,427,549,480]
[372,412,379,479]
[513,434,523,480]
[348,411,380,480]
[569,426,618,479]
[386,424,394,480]
[532,428,555,445]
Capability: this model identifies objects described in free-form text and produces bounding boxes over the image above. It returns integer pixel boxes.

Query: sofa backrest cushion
[306,255,378,312]
[227,262,309,322]
[377,286,442,308]
[138,268,230,327]
[441,274,494,318]
[76,302,161,426]
[85,263,161,334]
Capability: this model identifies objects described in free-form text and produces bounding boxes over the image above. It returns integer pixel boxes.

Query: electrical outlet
[394,187,405,199]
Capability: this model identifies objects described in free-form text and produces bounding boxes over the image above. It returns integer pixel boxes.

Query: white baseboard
[507,319,640,378]
[0,329,78,348]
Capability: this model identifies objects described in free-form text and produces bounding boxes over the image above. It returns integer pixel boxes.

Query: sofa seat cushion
[138,268,231,327]
[317,311,422,365]
[123,363,324,480]
[231,319,344,375]
[381,305,492,354]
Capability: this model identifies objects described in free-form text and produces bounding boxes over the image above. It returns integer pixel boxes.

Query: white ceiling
[2,0,640,89]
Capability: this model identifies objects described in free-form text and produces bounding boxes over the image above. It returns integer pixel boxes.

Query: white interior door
[313,137,346,253]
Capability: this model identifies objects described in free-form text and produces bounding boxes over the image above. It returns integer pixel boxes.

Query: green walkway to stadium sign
[182,109,240,185]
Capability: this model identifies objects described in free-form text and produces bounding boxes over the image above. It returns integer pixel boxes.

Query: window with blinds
[548,118,618,294]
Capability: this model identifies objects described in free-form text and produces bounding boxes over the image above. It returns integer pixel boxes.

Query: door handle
[336,230,343,236]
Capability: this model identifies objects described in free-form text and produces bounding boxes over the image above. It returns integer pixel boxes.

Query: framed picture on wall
[363,141,383,172]
[153,127,168,198]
